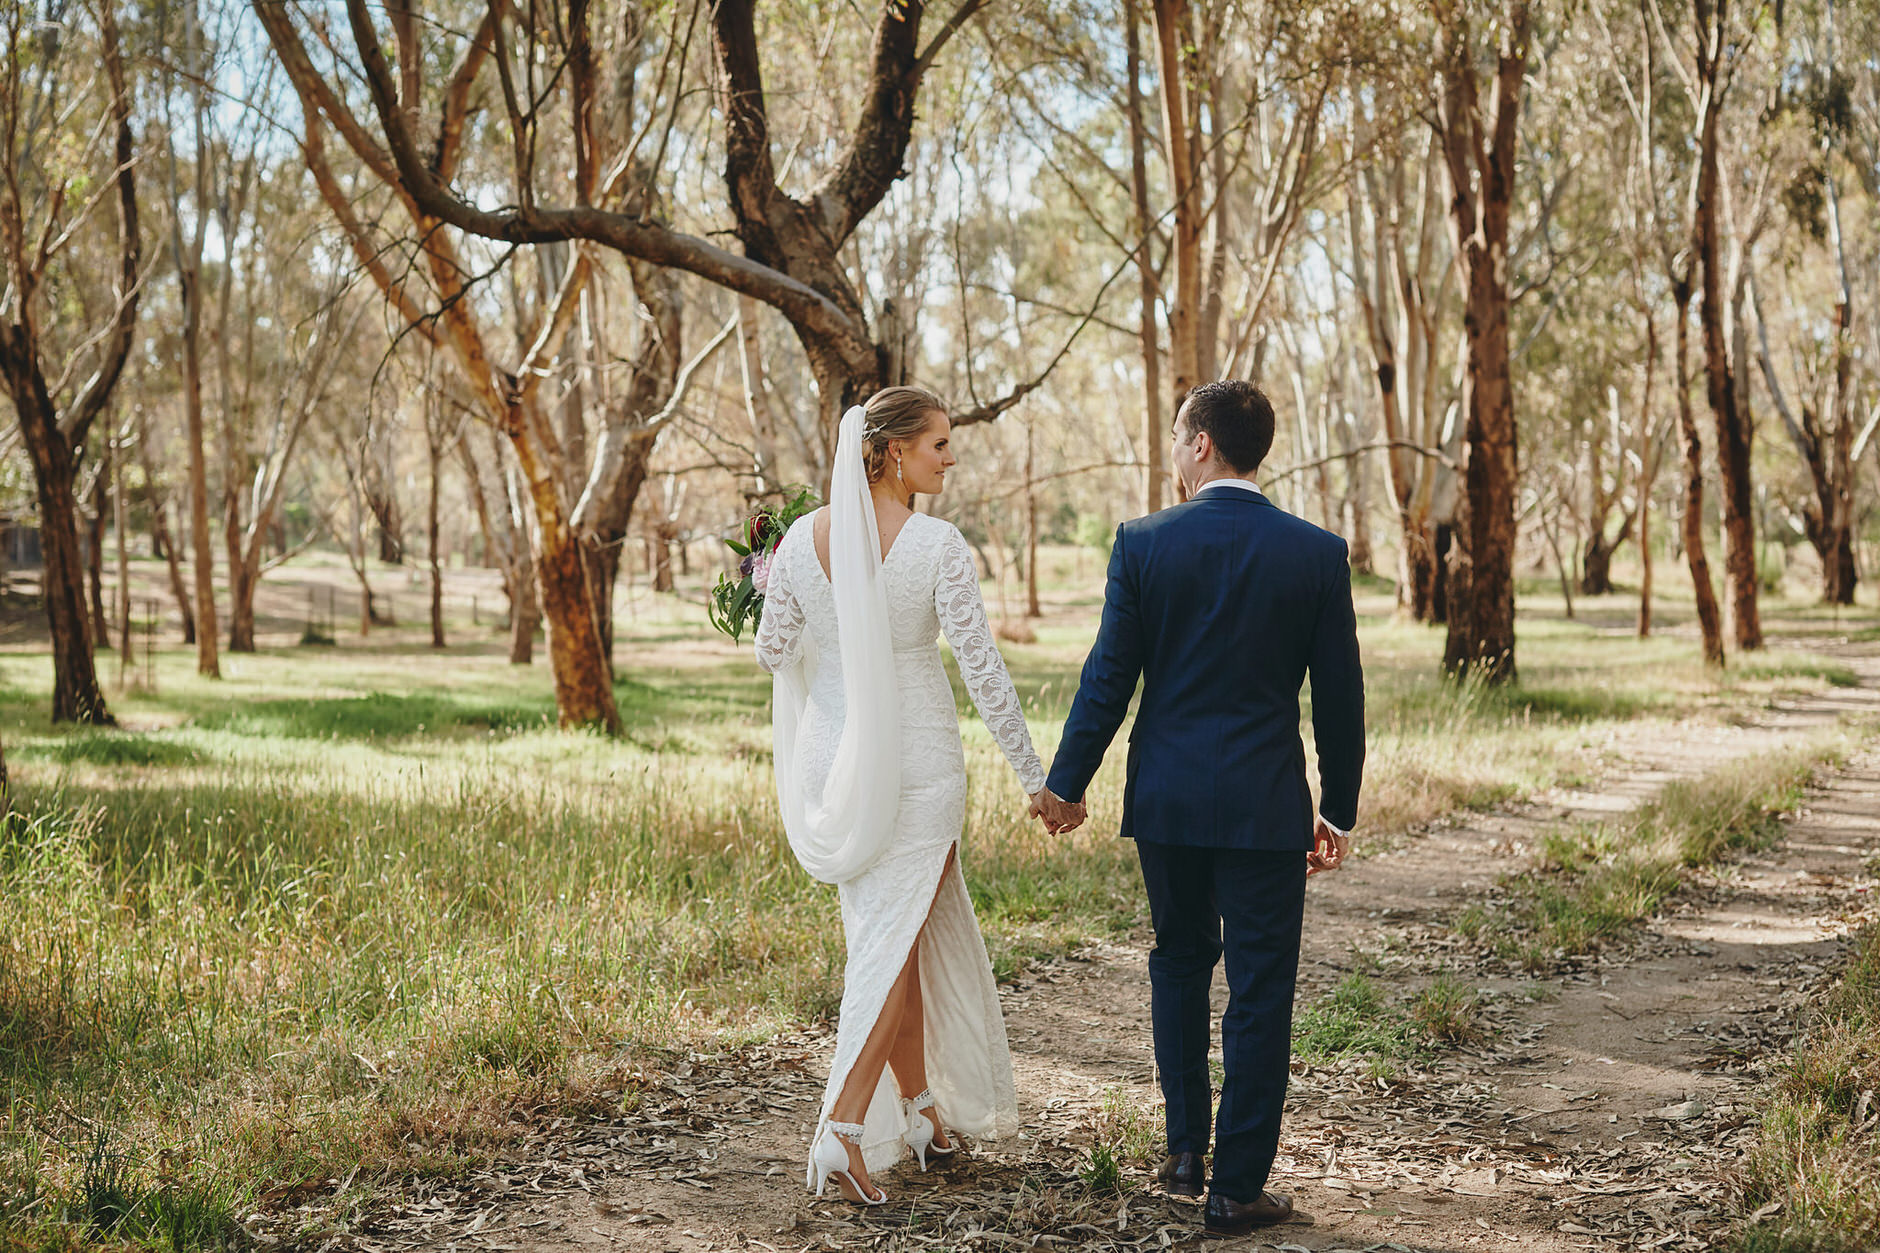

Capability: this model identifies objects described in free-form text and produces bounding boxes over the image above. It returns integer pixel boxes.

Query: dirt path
[360,645,1880,1253]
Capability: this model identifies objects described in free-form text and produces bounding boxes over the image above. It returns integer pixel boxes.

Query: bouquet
[708,487,820,642]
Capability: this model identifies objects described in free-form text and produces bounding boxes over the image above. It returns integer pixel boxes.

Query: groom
[1035,380,1364,1236]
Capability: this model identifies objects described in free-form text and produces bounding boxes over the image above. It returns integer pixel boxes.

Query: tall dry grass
[0,575,1857,1249]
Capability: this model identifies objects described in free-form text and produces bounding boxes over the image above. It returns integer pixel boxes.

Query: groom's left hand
[1307,816,1350,875]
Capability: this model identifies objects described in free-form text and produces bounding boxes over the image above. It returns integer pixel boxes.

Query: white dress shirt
[1193,476,1263,496]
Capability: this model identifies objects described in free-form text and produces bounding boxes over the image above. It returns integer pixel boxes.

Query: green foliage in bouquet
[708,487,821,642]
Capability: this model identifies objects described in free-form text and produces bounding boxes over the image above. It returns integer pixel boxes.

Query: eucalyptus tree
[1429,0,1530,682]
[1596,0,1726,662]
[262,0,1032,440]
[1346,109,1463,621]
[0,0,139,723]
[1683,0,1765,647]
[257,2,626,727]
[1748,0,1877,605]
[160,0,223,677]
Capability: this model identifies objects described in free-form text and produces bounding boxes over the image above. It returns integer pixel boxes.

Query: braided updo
[859,386,946,483]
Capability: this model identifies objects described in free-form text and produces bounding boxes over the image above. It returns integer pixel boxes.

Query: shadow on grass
[12,732,205,768]
[189,692,552,740]
[174,672,774,744]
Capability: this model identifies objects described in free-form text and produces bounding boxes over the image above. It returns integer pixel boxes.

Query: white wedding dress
[754,510,1045,1179]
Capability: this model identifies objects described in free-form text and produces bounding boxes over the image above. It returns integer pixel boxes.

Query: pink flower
[750,551,772,593]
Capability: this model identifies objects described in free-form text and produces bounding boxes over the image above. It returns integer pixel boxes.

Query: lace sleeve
[753,526,806,674]
[934,525,1048,796]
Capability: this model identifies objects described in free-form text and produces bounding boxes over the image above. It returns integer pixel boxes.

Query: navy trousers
[1135,842,1307,1204]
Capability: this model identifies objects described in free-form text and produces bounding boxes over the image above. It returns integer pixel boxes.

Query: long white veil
[772,404,903,884]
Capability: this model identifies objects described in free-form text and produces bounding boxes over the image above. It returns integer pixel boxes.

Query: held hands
[1029,789,1086,835]
[1307,815,1350,876]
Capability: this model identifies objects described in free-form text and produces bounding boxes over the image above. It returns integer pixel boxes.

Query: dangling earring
[895,456,904,486]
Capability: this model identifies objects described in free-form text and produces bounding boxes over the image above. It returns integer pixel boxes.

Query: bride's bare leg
[825,846,959,1197]
[827,942,918,1199]
[889,846,956,1149]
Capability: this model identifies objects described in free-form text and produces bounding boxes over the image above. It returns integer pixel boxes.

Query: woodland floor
[255,639,1880,1253]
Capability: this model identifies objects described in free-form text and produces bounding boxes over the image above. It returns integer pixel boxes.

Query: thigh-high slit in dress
[755,512,1046,1181]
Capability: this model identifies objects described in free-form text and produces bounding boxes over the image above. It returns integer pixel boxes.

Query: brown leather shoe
[1202,1191,1292,1236]
[1155,1152,1206,1199]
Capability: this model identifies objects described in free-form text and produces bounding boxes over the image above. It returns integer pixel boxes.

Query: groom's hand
[1029,789,1086,835]
[1307,816,1350,876]
[1053,794,1087,834]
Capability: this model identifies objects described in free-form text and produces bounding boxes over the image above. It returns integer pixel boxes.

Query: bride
[754,386,1063,1205]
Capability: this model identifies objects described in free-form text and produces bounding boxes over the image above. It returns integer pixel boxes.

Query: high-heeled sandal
[811,1120,886,1205]
[901,1089,960,1171]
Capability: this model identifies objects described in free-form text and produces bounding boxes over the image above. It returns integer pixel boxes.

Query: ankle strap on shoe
[906,1089,935,1112]
[826,1119,866,1142]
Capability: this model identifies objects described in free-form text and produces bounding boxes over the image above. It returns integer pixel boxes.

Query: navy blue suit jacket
[1045,485,1364,849]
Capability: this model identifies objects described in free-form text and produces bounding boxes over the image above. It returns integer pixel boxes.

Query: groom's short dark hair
[1183,380,1275,474]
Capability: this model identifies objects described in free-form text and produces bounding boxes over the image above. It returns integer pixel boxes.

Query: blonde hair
[860,386,946,483]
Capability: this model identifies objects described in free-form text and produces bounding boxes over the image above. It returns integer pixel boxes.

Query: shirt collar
[1193,477,1262,497]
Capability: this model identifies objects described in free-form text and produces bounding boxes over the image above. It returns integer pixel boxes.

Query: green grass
[1290,972,1487,1079]
[12,731,205,767]
[1461,737,1849,971]
[0,559,1863,1249]
[1733,925,1880,1252]
[1080,1087,1164,1194]
[186,691,549,740]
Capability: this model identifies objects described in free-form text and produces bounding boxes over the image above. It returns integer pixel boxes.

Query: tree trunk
[224,406,256,654]
[1637,309,1660,637]
[179,272,220,677]
[1675,279,1726,665]
[1151,0,1201,404]
[1404,519,1441,623]
[429,429,446,648]
[458,427,536,663]
[1691,0,1760,650]
[1580,533,1618,596]
[1436,0,1526,683]
[168,0,220,679]
[507,548,539,665]
[1637,486,1654,637]
[1823,526,1857,605]
[369,477,404,563]
[1126,0,1167,511]
[1026,423,1041,618]
[1350,123,1449,622]
[534,520,616,728]
[0,0,135,725]
[737,294,781,496]
[88,454,111,651]
[1342,402,1375,575]
[0,366,108,720]
[41,470,109,722]
[652,524,675,593]
[1820,180,1859,605]
[0,379,116,724]
[151,493,195,644]
[1816,294,1858,605]
[578,434,651,666]
[115,431,132,674]
[227,555,257,650]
